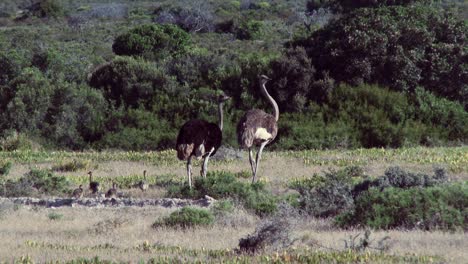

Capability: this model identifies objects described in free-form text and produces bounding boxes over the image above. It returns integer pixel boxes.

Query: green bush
[152,207,214,228]
[112,24,191,59]
[327,84,410,148]
[290,168,355,217]
[352,166,449,198]
[48,212,63,220]
[336,183,468,230]
[88,56,182,109]
[167,171,277,216]
[23,169,70,195]
[411,88,468,142]
[211,199,235,217]
[0,67,54,133]
[0,161,12,176]
[294,5,467,105]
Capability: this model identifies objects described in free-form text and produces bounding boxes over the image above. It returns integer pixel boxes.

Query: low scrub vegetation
[166,171,277,215]
[337,183,467,231]
[152,207,214,229]
[0,169,70,197]
[289,167,358,217]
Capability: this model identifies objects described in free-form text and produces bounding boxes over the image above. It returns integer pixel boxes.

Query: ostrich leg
[248,147,256,177]
[187,156,193,188]
[201,147,215,178]
[252,140,269,183]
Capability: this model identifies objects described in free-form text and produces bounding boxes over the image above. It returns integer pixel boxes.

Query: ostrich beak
[259,75,271,81]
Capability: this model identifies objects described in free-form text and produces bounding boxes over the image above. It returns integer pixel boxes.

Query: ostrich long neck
[261,82,279,121]
[218,102,225,131]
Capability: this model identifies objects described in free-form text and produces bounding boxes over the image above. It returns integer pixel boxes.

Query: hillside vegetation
[0,0,466,150]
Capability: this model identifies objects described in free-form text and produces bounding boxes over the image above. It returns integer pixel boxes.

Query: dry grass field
[0,147,467,263]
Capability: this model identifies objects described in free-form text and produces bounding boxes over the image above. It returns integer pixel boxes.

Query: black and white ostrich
[176,94,231,187]
[237,75,278,183]
[88,171,100,194]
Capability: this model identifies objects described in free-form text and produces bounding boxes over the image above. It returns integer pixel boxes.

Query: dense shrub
[23,169,70,195]
[153,1,215,32]
[238,204,296,253]
[0,161,12,176]
[88,56,181,109]
[310,0,432,12]
[0,67,54,134]
[112,24,191,59]
[352,166,449,198]
[411,88,468,142]
[167,171,277,216]
[336,183,468,230]
[152,207,214,228]
[0,169,70,197]
[290,168,355,217]
[43,82,107,149]
[23,0,65,19]
[293,5,467,105]
[327,84,410,148]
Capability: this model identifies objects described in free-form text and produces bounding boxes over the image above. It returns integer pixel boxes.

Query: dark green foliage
[269,47,316,112]
[324,0,432,12]
[0,51,22,86]
[89,56,177,108]
[0,1,465,151]
[0,161,12,176]
[1,169,70,197]
[211,199,235,217]
[112,24,191,59]
[23,169,70,195]
[43,82,107,149]
[0,67,54,133]
[48,212,63,220]
[25,0,65,19]
[153,1,215,33]
[352,166,449,198]
[167,171,277,216]
[236,20,266,40]
[327,84,410,148]
[378,166,448,188]
[290,168,355,217]
[294,5,467,105]
[152,207,214,228]
[336,183,468,230]
[411,88,468,142]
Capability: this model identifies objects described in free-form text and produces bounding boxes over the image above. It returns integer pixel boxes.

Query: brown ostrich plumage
[237,109,278,149]
[236,75,279,183]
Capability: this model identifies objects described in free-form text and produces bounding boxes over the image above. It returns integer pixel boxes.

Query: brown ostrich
[138,170,149,192]
[88,171,100,194]
[237,75,278,183]
[105,182,118,198]
[176,94,231,188]
[72,185,83,199]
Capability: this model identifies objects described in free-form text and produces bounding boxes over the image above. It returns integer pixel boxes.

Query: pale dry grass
[0,205,256,262]
[0,205,466,262]
[296,218,468,263]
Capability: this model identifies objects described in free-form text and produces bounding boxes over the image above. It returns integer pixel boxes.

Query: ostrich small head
[79,185,83,189]
[217,94,231,103]
[259,75,272,84]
